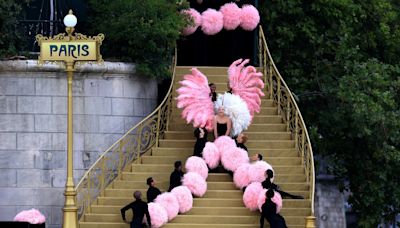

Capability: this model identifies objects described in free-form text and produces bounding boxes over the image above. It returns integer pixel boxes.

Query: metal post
[286,99,290,131]
[63,61,77,228]
[277,80,281,114]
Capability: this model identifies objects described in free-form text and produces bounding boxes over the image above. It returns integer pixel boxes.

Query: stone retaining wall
[0,60,158,227]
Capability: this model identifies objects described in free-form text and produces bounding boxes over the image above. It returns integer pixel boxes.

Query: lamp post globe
[63,10,77,27]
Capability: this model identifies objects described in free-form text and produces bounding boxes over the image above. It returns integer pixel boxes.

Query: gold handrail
[75,49,177,221]
[258,26,316,227]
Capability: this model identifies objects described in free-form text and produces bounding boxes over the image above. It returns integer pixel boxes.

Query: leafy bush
[0,0,29,57]
[87,0,187,78]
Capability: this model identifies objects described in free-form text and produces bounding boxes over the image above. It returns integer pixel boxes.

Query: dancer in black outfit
[209,83,217,102]
[194,128,208,157]
[262,169,304,199]
[121,191,151,228]
[260,189,288,228]
[214,107,232,138]
[168,161,184,191]
[146,177,161,203]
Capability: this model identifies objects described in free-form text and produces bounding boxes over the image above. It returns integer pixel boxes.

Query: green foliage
[0,0,28,57]
[87,0,187,78]
[261,0,400,225]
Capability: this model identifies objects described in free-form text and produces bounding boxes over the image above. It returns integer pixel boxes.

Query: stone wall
[315,178,347,227]
[0,60,158,227]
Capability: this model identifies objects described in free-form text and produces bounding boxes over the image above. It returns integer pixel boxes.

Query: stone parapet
[0,60,158,227]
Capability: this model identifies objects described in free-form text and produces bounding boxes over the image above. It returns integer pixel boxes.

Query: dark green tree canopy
[261,0,400,226]
[0,0,29,57]
[87,0,188,78]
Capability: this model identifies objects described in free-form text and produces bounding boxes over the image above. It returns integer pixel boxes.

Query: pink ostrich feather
[176,68,215,131]
[14,208,46,224]
[233,163,251,188]
[182,172,207,197]
[221,147,249,172]
[201,9,223,35]
[182,8,202,36]
[257,189,283,213]
[249,160,275,183]
[202,142,221,169]
[243,182,263,211]
[228,59,265,118]
[144,202,168,228]
[220,3,242,30]
[214,136,236,154]
[185,156,209,180]
[154,192,180,221]
[240,4,260,31]
[171,186,193,214]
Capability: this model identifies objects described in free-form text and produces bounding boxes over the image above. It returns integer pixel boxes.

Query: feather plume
[214,93,251,136]
[176,68,215,131]
[228,59,265,118]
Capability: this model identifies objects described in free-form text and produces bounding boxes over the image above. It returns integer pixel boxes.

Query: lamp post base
[62,183,78,228]
[305,215,316,228]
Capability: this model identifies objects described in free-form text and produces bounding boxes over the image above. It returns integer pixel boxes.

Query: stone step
[151,148,299,157]
[170,215,304,225]
[176,67,229,75]
[104,189,242,198]
[104,188,309,199]
[158,139,295,149]
[130,164,305,175]
[164,130,291,141]
[140,156,302,166]
[171,97,274,107]
[84,213,303,225]
[175,74,233,83]
[171,106,278,116]
[121,172,306,183]
[170,115,282,125]
[111,180,309,192]
[96,197,310,208]
[80,222,303,228]
[168,123,287,132]
[89,205,310,217]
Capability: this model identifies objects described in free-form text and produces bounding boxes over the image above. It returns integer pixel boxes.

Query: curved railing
[75,50,177,221]
[258,26,316,221]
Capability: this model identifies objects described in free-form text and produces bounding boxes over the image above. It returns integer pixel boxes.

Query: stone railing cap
[0,60,136,75]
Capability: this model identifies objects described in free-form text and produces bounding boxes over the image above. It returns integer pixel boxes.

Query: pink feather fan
[248,160,275,183]
[201,9,224,35]
[228,59,265,118]
[185,156,209,180]
[182,172,207,197]
[14,209,46,224]
[182,8,202,36]
[233,163,251,188]
[176,68,215,131]
[171,186,193,214]
[221,147,249,172]
[220,2,242,30]
[154,192,180,221]
[240,4,260,31]
[257,189,283,213]
[243,182,263,211]
[145,202,168,228]
[202,142,221,169]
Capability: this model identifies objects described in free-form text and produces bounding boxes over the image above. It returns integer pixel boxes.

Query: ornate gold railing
[258,26,316,226]
[75,50,177,221]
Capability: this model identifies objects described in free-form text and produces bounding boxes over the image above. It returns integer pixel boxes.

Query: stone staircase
[79,66,311,228]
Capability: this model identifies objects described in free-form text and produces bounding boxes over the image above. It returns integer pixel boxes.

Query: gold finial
[69,9,73,15]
